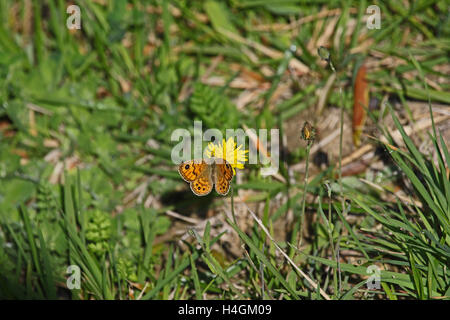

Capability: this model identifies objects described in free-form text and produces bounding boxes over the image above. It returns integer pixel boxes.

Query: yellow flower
[205,137,248,174]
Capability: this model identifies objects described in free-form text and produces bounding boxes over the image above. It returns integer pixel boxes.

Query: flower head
[205,137,248,174]
[301,121,316,145]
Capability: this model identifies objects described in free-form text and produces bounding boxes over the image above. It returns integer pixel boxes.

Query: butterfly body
[178,158,234,196]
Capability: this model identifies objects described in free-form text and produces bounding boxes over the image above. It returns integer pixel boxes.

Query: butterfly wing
[178,160,202,182]
[178,160,213,196]
[213,159,234,196]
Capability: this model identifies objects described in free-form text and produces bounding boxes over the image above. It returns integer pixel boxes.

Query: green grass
[0,0,449,300]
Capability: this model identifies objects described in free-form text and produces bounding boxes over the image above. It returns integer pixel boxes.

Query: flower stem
[328,56,345,212]
[318,47,345,210]
[298,141,312,248]
[338,85,345,211]
[289,141,312,257]
[230,185,237,225]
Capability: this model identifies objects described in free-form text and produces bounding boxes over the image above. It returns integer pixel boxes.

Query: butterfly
[178,158,234,196]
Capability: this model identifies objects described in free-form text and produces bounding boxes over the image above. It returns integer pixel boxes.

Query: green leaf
[204,1,238,35]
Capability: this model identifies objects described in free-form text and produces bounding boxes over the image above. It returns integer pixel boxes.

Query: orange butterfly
[178,158,234,196]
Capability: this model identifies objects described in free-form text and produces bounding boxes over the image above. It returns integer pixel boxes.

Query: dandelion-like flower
[301,121,316,145]
[205,137,248,175]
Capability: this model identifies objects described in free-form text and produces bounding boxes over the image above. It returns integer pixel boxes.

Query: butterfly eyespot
[197,186,201,190]
[185,164,190,170]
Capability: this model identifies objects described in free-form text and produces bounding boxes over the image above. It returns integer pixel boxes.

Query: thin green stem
[319,49,345,212]
[290,141,312,257]
[299,142,312,247]
[325,184,338,298]
[338,85,345,212]
[230,185,237,225]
